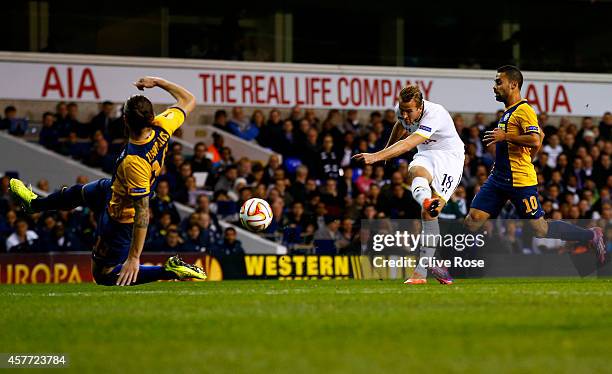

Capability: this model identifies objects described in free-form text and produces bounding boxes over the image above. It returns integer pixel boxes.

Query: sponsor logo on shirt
[130,187,147,194]
[526,126,539,132]
[418,125,432,132]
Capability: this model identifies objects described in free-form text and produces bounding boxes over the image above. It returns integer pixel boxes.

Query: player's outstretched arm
[382,121,407,165]
[352,133,426,165]
[384,121,407,150]
[116,197,150,286]
[133,77,196,116]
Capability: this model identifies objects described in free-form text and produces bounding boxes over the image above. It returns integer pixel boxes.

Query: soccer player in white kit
[353,85,465,284]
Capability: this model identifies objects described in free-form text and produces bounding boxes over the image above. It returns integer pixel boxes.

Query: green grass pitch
[1,278,611,373]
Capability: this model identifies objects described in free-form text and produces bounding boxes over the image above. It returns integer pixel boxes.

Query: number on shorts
[522,195,538,213]
[440,174,454,194]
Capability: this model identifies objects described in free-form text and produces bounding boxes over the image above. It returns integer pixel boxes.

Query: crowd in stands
[0,100,610,255]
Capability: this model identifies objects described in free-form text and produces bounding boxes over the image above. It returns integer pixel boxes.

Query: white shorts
[408,149,465,202]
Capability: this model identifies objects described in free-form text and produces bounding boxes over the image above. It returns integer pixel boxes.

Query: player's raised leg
[529,217,606,263]
[9,177,110,214]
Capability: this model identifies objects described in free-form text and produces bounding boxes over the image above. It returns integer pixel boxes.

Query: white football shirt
[395,100,465,153]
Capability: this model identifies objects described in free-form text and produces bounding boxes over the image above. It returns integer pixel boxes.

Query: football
[239,198,273,232]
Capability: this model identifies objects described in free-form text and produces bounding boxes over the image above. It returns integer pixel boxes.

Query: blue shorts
[471,177,544,219]
[82,178,133,267]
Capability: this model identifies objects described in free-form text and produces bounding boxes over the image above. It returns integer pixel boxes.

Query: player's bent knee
[92,272,116,286]
[91,264,118,286]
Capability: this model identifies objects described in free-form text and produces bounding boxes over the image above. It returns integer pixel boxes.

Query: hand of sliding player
[116,256,140,286]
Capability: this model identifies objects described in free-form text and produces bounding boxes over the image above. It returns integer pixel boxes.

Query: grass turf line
[1,278,611,373]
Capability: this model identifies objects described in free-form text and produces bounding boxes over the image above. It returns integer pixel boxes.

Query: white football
[239,198,273,232]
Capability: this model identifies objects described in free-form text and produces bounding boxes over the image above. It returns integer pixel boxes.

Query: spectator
[289,105,303,126]
[67,102,90,139]
[594,154,611,187]
[54,102,71,138]
[207,132,224,164]
[214,227,244,257]
[90,101,115,140]
[472,112,488,133]
[214,164,238,192]
[489,110,504,132]
[148,213,174,250]
[158,229,184,252]
[319,135,340,180]
[543,134,563,168]
[236,157,252,181]
[36,179,50,193]
[539,112,557,137]
[599,112,612,140]
[190,141,213,173]
[577,116,595,142]
[320,178,342,217]
[298,128,320,175]
[338,218,354,253]
[453,114,468,142]
[339,132,356,168]
[343,109,362,134]
[356,164,375,194]
[150,180,181,224]
[467,125,484,157]
[276,119,297,156]
[212,109,228,132]
[197,212,221,249]
[304,109,319,127]
[262,154,281,186]
[2,106,28,136]
[182,223,205,252]
[85,139,114,173]
[320,116,343,147]
[338,166,357,200]
[313,216,343,254]
[39,112,59,150]
[48,221,80,251]
[6,219,38,252]
[228,107,259,141]
[257,109,283,149]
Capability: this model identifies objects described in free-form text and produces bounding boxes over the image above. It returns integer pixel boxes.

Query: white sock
[413,219,439,278]
[411,177,431,207]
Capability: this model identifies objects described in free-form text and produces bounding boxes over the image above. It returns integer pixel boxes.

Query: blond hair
[398,85,423,107]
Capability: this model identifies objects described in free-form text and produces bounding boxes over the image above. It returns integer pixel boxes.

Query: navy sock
[31,184,84,212]
[97,265,178,286]
[546,220,594,243]
[132,265,178,285]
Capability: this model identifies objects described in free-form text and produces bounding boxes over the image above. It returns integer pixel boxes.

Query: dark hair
[124,95,154,135]
[497,65,523,89]
[102,100,113,106]
[224,227,236,234]
[214,110,227,120]
[42,111,53,119]
[4,106,16,114]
